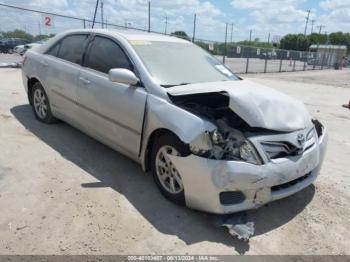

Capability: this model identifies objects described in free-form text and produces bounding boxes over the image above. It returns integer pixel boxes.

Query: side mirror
[108,68,139,85]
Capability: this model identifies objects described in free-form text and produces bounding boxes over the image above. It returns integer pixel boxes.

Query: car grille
[261,128,316,160]
[271,172,312,191]
[261,141,299,159]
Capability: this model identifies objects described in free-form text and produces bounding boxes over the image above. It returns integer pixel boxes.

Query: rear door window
[56,34,88,64]
[84,36,132,74]
[47,43,61,57]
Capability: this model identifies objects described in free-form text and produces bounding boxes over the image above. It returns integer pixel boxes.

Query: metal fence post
[245,47,250,73]
[292,58,296,71]
[321,53,325,69]
[264,48,268,73]
[279,54,283,72]
[312,49,318,70]
[223,23,228,64]
[245,30,252,73]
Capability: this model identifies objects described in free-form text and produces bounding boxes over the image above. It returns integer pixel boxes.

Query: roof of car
[65,29,190,44]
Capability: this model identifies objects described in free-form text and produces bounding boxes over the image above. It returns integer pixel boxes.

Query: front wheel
[151,133,190,205]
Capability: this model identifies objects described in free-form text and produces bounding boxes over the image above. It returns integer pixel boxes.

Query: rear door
[76,35,147,158]
[43,34,89,123]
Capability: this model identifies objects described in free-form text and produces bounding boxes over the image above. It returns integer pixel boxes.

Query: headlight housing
[189,129,261,165]
[239,141,260,164]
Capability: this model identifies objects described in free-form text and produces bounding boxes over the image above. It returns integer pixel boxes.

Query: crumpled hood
[167,79,312,132]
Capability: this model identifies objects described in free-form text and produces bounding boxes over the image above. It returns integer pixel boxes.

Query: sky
[0,0,349,42]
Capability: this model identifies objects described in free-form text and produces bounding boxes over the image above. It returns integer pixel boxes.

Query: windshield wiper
[161,82,190,88]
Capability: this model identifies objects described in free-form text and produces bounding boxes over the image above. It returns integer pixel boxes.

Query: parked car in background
[14,44,26,54]
[20,39,50,55]
[22,29,328,214]
[0,38,30,53]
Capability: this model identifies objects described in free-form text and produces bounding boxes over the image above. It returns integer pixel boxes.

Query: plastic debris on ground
[212,212,255,241]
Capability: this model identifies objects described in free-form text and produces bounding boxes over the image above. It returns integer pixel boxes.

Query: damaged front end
[167,89,328,215]
[169,91,262,165]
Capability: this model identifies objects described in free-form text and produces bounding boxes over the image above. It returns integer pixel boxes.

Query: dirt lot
[0,68,349,255]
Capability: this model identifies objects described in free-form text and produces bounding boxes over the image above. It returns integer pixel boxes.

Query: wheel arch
[141,95,217,172]
[27,77,40,105]
[143,128,181,172]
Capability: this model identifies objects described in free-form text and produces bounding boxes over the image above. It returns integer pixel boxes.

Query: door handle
[40,60,48,67]
[79,77,91,85]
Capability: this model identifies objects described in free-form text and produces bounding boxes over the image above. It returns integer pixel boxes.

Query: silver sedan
[22,29,327,214]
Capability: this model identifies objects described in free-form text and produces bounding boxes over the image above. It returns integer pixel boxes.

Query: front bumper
[169,128,328,214]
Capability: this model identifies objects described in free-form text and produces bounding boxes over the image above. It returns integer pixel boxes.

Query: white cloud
[320,0,350,9]
[318,0,350,32]
[231,0,303,9]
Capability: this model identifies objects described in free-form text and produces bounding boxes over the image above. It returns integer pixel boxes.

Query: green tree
[170,31,190,41]
[33,34,50,41]
[1,29,33,41]
[328,32,350,50]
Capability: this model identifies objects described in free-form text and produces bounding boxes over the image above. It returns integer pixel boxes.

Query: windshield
[131,41,238,87]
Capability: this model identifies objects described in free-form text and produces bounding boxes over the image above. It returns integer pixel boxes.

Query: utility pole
[92,0,99,29]
[230,23,234,43]
[105,17,107,29]
[100,1,104,29]
[164,15,168,35]
[304,9,310,35]
[315,25,325,69]
[267,32,270,44]
[223,23,228,64]
[83,18,86,29]
[317,24,325,34]
[148,1,151,32]
[192,13,197,42]
[311,19,315,34]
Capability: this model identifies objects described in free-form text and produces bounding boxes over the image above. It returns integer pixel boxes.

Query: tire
[31,82,57,124]
[151,133,190,206]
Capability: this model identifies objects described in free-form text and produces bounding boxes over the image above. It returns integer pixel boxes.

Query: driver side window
[84,36,132,74]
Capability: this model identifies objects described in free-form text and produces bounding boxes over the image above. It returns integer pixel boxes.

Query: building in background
[309,44,347,66]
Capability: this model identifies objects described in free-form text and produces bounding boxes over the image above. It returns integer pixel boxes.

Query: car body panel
[76,67,147,158]
[168,128,327,214]
[167,79,312,132]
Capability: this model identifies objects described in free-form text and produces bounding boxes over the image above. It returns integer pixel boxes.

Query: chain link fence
[201,43,337,74]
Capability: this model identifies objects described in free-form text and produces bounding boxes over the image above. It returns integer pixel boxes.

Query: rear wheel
[151,133,189,205]
[31,82,57,124]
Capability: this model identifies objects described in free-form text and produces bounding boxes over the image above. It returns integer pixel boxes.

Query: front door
[76,35,147,159]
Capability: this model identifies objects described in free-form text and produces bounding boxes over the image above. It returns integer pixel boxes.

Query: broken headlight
[240,141,260,164]
[189,128,261,165]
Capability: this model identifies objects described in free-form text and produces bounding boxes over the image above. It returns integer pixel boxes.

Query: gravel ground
[0,68,349,255]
